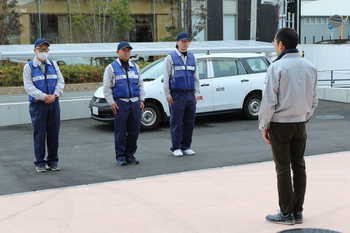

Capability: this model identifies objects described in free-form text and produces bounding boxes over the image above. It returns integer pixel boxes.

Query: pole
[37,0,41,38]
[68,0,72,42]
[287,12,291,28]
[250,0,257,40]
[152,0,156,41]
[181,1,184,29]
[331,70,334,87]
[297,0,301,42]
[278,0,285,29]
[284,0,287,28]
[341,16,344,39]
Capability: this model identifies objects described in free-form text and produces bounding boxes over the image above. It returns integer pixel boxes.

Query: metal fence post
[331,70,334,87]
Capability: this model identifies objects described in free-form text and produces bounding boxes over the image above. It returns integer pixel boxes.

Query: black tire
[243,94,261,120]
[140,102,161,130]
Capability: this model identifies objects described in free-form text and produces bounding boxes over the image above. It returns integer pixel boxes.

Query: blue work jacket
[169,51,195,91]
[28,60,58,102]
[111,61,140,99]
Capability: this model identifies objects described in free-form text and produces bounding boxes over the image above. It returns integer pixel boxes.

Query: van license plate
[92,106,98,115]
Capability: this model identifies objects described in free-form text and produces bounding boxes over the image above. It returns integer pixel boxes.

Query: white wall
[298,44,350,87]
[297,44,350,103]
[0,99,91,127]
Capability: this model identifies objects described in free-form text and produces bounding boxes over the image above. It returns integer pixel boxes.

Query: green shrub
[59,64,105,84]
[0,61,152,87]
[137,60,151,69]
[0,64,25,87]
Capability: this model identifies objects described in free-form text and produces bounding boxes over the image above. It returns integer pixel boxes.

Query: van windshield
[141,58,165,81]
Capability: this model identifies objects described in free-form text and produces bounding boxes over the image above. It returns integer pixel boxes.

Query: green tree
[162,0,207,41]
[162,26,185,42]
[70,0,134,43]
[0,0,23,45]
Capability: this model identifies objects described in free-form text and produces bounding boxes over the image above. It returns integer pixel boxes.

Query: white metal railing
[317,69,350,87]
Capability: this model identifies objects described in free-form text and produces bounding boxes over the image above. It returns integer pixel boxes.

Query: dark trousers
[114,99,141,161]
[29,101,60,167]
[269,122,307,215]
[169,91,196,151]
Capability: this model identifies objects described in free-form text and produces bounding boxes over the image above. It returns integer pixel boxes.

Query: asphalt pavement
[0,99,349,196]
[0,99,350,232]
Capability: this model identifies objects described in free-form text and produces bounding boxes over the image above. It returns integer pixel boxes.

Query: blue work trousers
[29,100,60,167]
[169,91,196,151]
[114,99,141,160]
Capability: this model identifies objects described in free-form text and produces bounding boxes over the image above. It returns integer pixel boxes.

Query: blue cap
[176,32,190,41]
[34,38,50,48]
[117,41,133,50]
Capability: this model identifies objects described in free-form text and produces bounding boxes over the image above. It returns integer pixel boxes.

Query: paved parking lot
[0,99,350,233]
[0,100,349,196]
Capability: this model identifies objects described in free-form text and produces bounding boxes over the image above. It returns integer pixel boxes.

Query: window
[192,14,206,41]
[304,18,310,24]
[130,14,153,42]
[223,15,236,40]
[30,14,59,44]
[237,62,246,74]
[197,60,207,80]
[142,59,165,81]
[212,59,244,78]
[240,57,269,73]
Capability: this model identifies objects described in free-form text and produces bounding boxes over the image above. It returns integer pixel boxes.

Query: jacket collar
[175,49,189,58]
[273,48,299,63]
[117,58,134,67]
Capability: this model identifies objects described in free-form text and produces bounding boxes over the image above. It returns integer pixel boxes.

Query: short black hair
[275,28,299,49]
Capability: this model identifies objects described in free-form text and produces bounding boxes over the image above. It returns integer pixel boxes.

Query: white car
[89,53,270,130]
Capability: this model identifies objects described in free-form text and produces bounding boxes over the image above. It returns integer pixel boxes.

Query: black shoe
[295,211,303,224]
[117,159,127,166]
[126,158,139,165]
[46,164,61,171]
[266,210,295,225]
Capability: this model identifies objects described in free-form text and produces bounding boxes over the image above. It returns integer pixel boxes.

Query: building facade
[300,0,350,44]
[7,0,286,46]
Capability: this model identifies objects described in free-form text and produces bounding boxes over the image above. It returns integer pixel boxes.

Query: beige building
[13,0,177,45]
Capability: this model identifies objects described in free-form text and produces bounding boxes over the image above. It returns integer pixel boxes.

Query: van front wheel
[141,102,161,130]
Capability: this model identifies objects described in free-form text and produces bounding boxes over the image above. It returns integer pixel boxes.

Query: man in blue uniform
[163,32,200,157]
[103,41,145,166]
[23,38,65,172]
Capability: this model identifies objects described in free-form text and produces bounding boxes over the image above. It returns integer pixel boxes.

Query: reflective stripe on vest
[28,60,58,102]
[169,51,195,91]
[111,61,140,99]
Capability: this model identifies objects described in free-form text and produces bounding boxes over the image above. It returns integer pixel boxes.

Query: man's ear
[278,41,284,50]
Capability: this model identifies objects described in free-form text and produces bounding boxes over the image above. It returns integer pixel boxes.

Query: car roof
[193,53,266,59]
